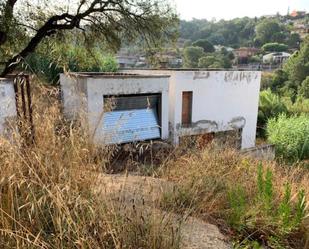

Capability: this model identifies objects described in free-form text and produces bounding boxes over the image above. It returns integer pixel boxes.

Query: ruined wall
[126,70,261,149]
[85,75,170,144]
[0,78,17,138]
[172,71,261,149]
[60,74,88,120]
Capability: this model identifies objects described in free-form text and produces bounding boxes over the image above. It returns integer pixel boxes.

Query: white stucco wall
[0,78,17,137]
[60,74,88,120]
[171,71,261,149]
[60,73,170,144]
[125,70,261,149]
[86,76,170,144]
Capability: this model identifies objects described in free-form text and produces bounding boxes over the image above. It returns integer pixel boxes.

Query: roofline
[121,68,262,72]
[63,72,171,79]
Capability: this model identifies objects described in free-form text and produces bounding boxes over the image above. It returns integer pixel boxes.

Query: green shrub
[299,76,309,99]
[228,165,307,247]
[267,114,309,162]
[25,48,118,84]
[262,43,288,52]
[258,90,288,137]
[283,96,309,115]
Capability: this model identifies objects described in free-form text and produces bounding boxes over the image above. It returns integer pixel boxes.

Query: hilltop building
[60,70,261,149]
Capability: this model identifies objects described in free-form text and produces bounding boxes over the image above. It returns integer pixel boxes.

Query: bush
[299,76,309,99]
[229,164,306,235]
[198,53,232,69]
[25,48,118,85]
[192,39,215,53]
[258,90,288,136]
[284,96,309,115]
[262,43,288,52]
[267,114,309,162]
[183,46,205,68]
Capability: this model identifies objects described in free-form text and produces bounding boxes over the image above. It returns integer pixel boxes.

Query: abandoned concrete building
[60,70,261,149]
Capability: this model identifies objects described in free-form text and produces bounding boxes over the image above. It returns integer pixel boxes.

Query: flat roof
[66,72,170,79]
[122,68,262,72]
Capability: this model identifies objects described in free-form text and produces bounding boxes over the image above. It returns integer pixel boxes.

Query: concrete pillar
[0,78,18,140]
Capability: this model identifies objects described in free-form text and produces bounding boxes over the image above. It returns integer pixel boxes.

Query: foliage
[192,39,215,53]
[179,17,257,48]
[0,84,181,248]
[258,90,288,136]
[182,46,205,68]
[283,37,309,88]
[248,55,262,63]
[160,148,309,248]
[267,114,309,162]
[260,72,275,91]
[24,40,118,84]
[262,42,288,52]
[0,0,178,76]
[229,164,307,245]
[299,76,309,99]
[284,96,309,115]
[265,37,309,100]
[255,19,288,45]
[287,33,301,49]
[198,53,232,69]
[270,69,289,94]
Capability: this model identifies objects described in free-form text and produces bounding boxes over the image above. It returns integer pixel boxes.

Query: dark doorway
[182,91,193,127]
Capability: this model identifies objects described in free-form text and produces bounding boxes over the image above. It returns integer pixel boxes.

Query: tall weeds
[160,147,309,248]
[0,84,180,249]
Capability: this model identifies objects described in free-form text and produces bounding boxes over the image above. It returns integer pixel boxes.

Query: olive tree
[0,0,178,76]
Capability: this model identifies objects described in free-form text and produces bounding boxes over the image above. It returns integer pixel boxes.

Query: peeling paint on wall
[176,120,218,130]
[224,71,257,83]
[228,116,246,129]
[193,71,210,80]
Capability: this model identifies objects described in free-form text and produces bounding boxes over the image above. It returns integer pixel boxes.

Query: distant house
[263,52,291,64]
[293,24,309,39]
[290,10,306,18]
[214,45,234,52]
[116,55,139,68]
[234,47,261,64]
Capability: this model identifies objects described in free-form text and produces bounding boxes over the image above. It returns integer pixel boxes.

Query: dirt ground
[96,174,231,249]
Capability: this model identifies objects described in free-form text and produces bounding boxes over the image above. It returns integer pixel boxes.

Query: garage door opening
[103,94,162,144]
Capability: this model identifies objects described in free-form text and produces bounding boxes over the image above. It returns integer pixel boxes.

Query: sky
[174,0,309,20]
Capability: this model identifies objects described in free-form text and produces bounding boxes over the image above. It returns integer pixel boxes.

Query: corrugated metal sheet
[103,108,161,144]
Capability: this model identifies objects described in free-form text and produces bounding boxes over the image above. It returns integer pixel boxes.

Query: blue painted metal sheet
[103,108,161,144]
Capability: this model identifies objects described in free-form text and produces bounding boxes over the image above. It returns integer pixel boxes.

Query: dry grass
[2,80,309,249]
[0,83,180,249]
[159,146,309,248]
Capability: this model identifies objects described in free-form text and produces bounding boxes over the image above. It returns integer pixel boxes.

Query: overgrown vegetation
[179,16,302,49]
[0,84,181,249]
[267,114,309,162]
[160,147,309,248]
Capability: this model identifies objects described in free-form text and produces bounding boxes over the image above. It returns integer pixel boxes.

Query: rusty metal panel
[182,91,193,127]
[13,75,34,144]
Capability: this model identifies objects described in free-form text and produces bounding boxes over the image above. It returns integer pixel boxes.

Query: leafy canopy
[262,43,288,52]
[192,39,215,53]
[255,19,288,45]
[0,0,178,76]
[183,46,204,68]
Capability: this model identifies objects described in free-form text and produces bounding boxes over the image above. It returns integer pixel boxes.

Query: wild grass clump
[267,114,309,162]
[160,147,309,248]
[0,84,180,249]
